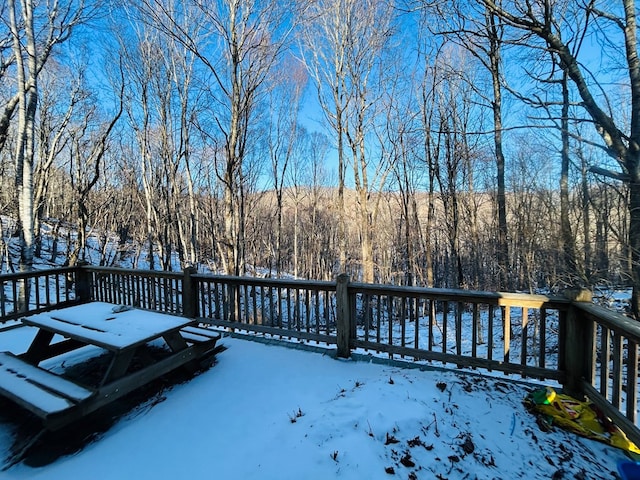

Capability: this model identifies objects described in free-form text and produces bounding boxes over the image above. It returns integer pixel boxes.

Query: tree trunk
[560,71,577,280]
[486,8,509,290]
[629,164,640,316]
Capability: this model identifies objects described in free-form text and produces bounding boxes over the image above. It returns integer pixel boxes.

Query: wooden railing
[573,300,640,448]
[346,279,570,382]
[0,267,80,321]
[0,266,638,445]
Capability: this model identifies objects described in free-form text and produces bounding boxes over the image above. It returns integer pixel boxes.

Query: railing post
[562,287,593,398]
[74,263,92,303]
[183,266,198,319]
[336,273,352,358]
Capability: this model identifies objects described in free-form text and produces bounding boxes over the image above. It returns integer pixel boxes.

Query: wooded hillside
[0,0,636,299]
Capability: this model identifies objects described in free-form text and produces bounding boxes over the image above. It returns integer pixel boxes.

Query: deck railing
[0,267,79,321]
[0,265,638,445]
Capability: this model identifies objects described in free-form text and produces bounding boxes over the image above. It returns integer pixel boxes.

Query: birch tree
[8,0,86,309]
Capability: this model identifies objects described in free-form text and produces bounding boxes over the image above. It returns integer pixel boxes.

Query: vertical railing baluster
[487,305,494,365]
[456,302,462,357]
[612,332,623,409]
[413,296,419,350]
[428,299,435,351]
[521,307,529,367]
[304,289,310,333]
[400,296,406,356]
[539,308,547,369]
[626,340,638,424]
[387,295,393,355]
[375,295,381,345]
[34,276,40,309]
[503,306,511,364]
[472,303,479,359]
[45,274,51,306]
[442,301,448,358]
[600,326,610,400]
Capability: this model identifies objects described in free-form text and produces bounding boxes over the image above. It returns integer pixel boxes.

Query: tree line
[0,0,637,312]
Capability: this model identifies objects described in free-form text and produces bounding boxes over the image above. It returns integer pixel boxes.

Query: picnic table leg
[163,331,189,352]
[163,331,199,373]
[101,348,137,386]
[23,330,55,364]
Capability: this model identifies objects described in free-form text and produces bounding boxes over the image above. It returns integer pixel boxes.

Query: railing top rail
[82,266,183,280]
[348,282,571,309]
[192,274,337,290]
[0,267,78,281]
[576,302,640,344]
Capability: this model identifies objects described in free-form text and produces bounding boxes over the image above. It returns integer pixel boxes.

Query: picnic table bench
[0,303,220,431]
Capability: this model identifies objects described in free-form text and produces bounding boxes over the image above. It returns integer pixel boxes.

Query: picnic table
[0,302,220,431]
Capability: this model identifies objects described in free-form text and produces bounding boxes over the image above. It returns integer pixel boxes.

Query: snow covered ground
[0,307,629,480]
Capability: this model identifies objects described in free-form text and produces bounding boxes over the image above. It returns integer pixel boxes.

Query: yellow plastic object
[526,387,640,455]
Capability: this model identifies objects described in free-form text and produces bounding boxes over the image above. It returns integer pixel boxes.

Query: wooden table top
[22,302,193,351]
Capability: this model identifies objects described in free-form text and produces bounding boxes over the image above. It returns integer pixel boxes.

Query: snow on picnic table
[0,313,628,479]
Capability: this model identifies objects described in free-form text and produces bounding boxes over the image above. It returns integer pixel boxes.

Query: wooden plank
[577,302,640,345]
[521,307,528,367]
[442,301,448,358]
[413,297,419,350]
[348,282,569,310]
[428,299,434,351]
[180,325,221,340]
[612,332,623,409]
[400,297,406,354]
[163,331,189,352]
[503,306,511,364]
[376,295,381,344]
[101,348,136,386]
[471,303,478,358]
[487,305,495,360]
[23,308,192,352]
[23,329,55,364]
[600,326,611,400]
[455,302,462,357]
[0,352,93,402]
[539,308,547,369]
[21,338,85,364]
[180,330,220,345]
[0,352,93,419]
[627,340,638,424]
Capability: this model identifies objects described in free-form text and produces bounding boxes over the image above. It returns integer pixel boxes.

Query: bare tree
[428,1,510,288]
[33,63,84,258]
[265,57,307,276]
[67,67,124,266]
[300,0,395,282]
[481,0,640,315]
[136,0,294,276]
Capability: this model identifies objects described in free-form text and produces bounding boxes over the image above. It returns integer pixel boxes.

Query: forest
[0,1,638,310]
